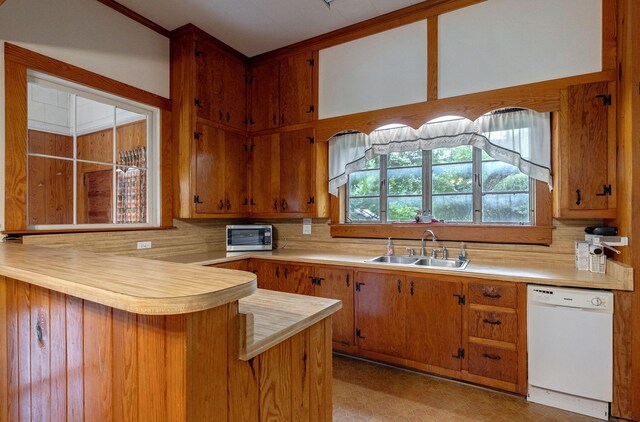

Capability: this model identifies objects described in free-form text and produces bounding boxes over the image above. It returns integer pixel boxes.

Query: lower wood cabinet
[354,271,406,357]
[315,266,355,349]
[219,259,527,394]
[405,276,463,371]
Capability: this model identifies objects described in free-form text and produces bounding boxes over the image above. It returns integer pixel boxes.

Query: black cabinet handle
[397,279,401,293]
[226,200,231,210]
[275,267,280,278]
[576,189,582,206]
[596,184,612,196]
[242,198,248,206]
[482,319,502,325]
[218,200,224,210]
[281,200,287,210]
[273,114,277,125]
[482,291,502,299]
[284,268,288,279]
[226,112,230,123]
[274,199,278,210]
[346,273,350,287]
[356,329,366,339]
[36,321,44,344]
[219,109,224,121]
[410,280,414,296]
[250,198,256,206]
[281,113,285,124]
[482,353,502,361]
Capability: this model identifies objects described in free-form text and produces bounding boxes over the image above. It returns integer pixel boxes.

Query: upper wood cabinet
[195,38,248,130]
[554,81,617,218]
[194,121,249,216]
[249,51,315,132]
[249,127,319,217]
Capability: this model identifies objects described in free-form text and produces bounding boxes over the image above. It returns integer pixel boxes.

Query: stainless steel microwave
[226,225,273,251]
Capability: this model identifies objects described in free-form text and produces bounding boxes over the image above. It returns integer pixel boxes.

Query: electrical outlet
[137,241,152,250]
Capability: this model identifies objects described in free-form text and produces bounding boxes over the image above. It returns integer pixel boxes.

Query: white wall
[319,20,428,119]
[0,0,170,230]
[439,0,602,98]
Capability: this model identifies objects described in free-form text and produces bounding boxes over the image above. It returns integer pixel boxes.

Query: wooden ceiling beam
[96,0,170,38]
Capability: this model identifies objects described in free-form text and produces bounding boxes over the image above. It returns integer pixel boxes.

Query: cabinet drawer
[467,343,518,384]
[468,283,517,308]
[468,308,517,343]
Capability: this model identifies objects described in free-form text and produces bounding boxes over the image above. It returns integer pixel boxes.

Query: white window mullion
[380,155,388,224]
[423,150,432,216]
[472,147,483,224]
[72,94,78,225]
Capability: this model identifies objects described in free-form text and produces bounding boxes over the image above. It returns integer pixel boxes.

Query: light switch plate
[303,218,312,235]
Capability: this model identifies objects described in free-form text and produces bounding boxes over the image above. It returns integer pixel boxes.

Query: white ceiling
[116,0,424,57]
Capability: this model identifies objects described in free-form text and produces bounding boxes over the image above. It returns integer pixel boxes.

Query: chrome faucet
[420,230,436,256]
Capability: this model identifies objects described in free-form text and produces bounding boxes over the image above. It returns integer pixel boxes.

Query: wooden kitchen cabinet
[195,37,248,130]
[249,127,320,217]
[249,260,314,295]
[249,50,315,131]
[248,60,280,132]
[193,121,248,215]
[354,271,406,357]
[314,266,355,348]
[405,276,463,371]
[554,81,617,218]
[463,280,526,394]
[210,259,251,271]
[172,27,251,218]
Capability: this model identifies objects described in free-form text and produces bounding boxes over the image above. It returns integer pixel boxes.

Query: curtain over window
[328,109,551,196]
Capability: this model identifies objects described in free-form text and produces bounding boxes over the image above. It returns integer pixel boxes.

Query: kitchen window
[25,71,160,229]
[347,146,535,224]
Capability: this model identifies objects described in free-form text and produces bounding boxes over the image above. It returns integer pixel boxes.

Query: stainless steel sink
[366,255,469,270]
[367,256,419,265]
[413,257,469,270]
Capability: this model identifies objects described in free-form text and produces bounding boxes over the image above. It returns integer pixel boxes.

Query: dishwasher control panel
[529,286,613,312]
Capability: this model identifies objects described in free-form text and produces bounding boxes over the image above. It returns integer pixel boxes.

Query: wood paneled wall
[0,276,333,422]
[268,218,594,266]
[21,219,231,258]
[21,217,593,265]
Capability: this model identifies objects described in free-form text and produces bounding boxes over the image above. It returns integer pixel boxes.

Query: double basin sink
[367,255,469,270]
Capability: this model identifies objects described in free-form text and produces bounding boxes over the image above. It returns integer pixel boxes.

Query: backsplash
[21,218,595,266]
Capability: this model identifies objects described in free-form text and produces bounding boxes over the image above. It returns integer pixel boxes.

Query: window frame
[346,146,536,225]
[26,71,161,230]
[3,43,172,233]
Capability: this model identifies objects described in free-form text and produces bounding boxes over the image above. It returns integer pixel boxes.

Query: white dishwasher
[527,285,613,420]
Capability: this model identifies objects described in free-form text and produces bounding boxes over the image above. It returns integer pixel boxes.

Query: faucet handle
[406,247,415,257]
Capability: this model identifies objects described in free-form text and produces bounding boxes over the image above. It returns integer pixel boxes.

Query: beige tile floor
[332,354,600,422]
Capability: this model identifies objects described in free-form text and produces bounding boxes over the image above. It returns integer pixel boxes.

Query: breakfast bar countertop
[0,242,257,315]
[160,248,634,291]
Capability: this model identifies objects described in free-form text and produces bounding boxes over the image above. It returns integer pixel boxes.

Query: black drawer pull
[36,321,44,344]
[482,353,501,361]
[482,319,502,325]
[482,291,502,299]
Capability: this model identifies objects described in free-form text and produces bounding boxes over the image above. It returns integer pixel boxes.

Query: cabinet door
[355,271,406,357]
[405,276,463,371]
[195,122,225,214]
[279,128,314,214]
[195,40,224,122]
[558,81,614,215]
[224,132,249,214]
[249,60,280,132]
[279,263,314,295]
[316,266,355,347]
[280,51,314,126]
[222,56,248,130]
[251,260,278,291]
[211,260,250,271]
[249,134,280,214]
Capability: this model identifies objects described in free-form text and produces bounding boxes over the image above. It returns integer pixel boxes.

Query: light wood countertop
[238,289,341,360]
[0,243,256,315]
[161,249,633,291]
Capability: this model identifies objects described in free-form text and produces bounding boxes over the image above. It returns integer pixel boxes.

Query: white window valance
[328,109,551,196]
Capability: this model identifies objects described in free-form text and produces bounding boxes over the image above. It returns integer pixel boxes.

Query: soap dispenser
[459,242,467,261]
[386,237,395,256]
